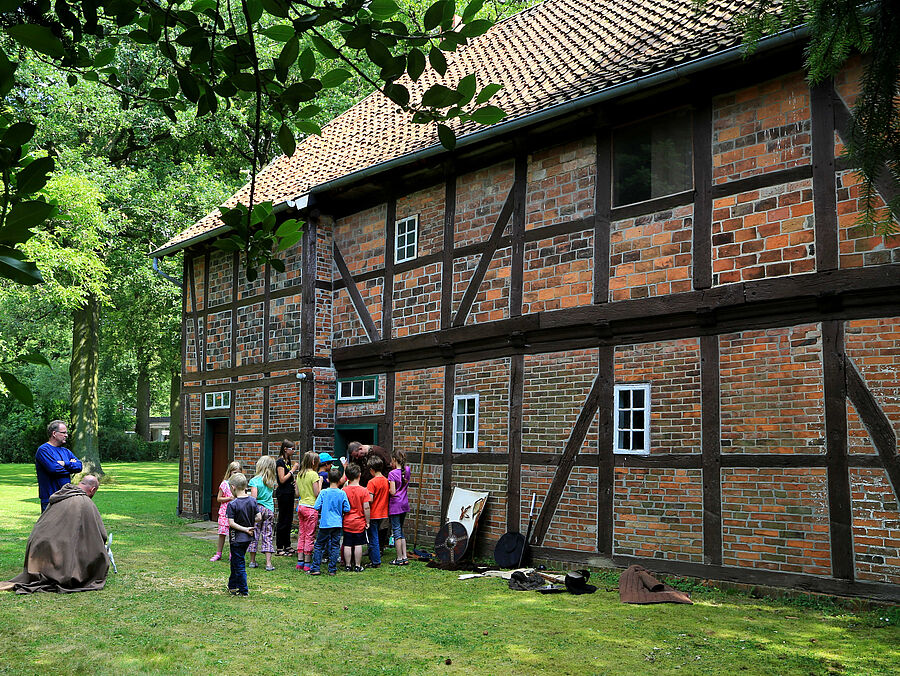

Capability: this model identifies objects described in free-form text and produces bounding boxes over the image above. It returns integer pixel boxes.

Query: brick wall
[455,160,514,247]
[845,318,900,458]
[236,256,264,299]
[332,278,383,348]
[614,467,703,562]
[455,358,510,453]
[543,467,598,551]
[333,204,386,276]
[523,229,593,312]
[406,463,443,544]
[523,349,599,455]
[614,338,701,454]
[837,170,900,268]
[452,247,511,325]
[314,367,337,430]
[234,387,263,435]
[185,320,198,373]
[233,441,264,472]
[207,250,231,307]
[721,468,831,575]
[712,180,816,285]
[526,138,595,231]
[393,262,442,338]
[396,183,444,257]
[850,468,900,583]
[269,293,303,361]
[712,71,811,185]
[269,381,300,434]
[270,241,303,292]
[205,311,231,370]
[394,367,443,453]
[190,253,205,310]
[720,325,825,454]
[609,206,693,301]
[235,302,264,366]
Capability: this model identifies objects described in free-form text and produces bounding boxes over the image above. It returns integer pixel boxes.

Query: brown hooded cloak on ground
[0,483,108,594]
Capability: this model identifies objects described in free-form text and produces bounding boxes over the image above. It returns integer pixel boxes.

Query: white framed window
[613,384,650,455]
[394,215,418,264]
[337,376,379,403]
[205,391,231,410]
[453,394,479,453]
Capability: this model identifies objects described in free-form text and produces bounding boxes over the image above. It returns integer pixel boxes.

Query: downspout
[153,256,182,288]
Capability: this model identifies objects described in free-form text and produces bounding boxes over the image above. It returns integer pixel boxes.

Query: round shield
[434,521,469,565]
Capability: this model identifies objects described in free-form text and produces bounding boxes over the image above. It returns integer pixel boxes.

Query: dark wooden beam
[823,319,853,580]
[594,131,612,304]
[202,250,210,372]
[442,173,456,330]
[182,356,330,383]
[846,357,900,502]
[441,364,455,522]
[693,99,713,289]
[262,263,271,364]
[230,252,238,370]
[700,335,722,565]
[597,346,615,555]
[533,368,604,545]
[262,385,270,453]
[510,154,527,317]
[452,185,516,327]
[301,215,318,364]
[333,242,381,342]
[384,198,396,339]
[384,372,395,452]
[334,264,900,376]
[710,165,813,199]
[610,190,694,221]
[507,353,524,533]
[811,79,839,271]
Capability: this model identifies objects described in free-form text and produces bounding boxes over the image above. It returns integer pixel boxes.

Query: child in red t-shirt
[366,455,390,568]
[342,463,371,572]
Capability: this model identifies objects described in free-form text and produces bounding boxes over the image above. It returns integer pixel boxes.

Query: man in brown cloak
[1,475,109,594]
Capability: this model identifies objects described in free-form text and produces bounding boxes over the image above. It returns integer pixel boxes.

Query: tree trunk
[135,359,151,441]
[168,369,182,461]
[71,293,102,476]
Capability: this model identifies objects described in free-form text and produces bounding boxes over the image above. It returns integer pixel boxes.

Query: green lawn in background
[0,462,898,675]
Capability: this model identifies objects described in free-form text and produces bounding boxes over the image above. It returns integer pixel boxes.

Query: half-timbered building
[153,0,900,600]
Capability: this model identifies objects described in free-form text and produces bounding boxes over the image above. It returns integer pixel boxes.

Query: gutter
[153,21,809,258]
[152,256,182,288]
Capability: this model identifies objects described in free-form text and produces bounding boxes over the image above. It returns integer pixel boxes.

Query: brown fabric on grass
[0,483,108,594]
[619,565,693,604]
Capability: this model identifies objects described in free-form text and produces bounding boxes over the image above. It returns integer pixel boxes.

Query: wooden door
[209,419,229,520]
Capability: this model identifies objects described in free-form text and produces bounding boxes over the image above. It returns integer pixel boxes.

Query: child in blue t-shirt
[309,466,351,576]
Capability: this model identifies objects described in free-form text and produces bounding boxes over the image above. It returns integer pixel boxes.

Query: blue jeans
[311,527,342,574]
[228,540,250,594]
[390,512,406,541]
[367,519,383,565]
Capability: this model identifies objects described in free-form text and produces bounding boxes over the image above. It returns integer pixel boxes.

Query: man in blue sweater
[35,420,82,512]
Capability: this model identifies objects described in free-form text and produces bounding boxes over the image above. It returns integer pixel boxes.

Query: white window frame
[336,376,379,403]
[205,391,231,410]
[613,383,651,455]
[394,215,418,264]
[452,394,479,453]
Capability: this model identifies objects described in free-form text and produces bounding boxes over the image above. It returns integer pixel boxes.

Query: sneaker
[344,565,352,572]
[228,588,239,595]
[309,570,321,576]
[265,565,276,571]
[248,561,259,569]
[239,591,249,597]
[296,562,304,570]
[209,552,222,562]
[353,566,364,573]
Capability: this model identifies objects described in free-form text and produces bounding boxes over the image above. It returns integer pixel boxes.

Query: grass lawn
[0,462,898,675]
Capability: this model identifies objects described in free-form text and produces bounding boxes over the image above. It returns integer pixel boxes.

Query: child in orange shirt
[366,455,389,568]
[341,463,370,572]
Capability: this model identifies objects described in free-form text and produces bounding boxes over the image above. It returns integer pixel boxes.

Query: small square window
[205,391,231,410]
[613,109,693,206]
[395,215,418,264]
[453,394,479,453]
[336,377,379,403]
[613,384,650,455]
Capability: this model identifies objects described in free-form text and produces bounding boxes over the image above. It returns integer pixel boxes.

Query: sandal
[209,552,222,562]
[248,561,259,568]
[265,565,276,571]
[389,559,404,566]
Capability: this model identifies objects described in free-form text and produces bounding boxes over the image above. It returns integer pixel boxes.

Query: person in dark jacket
[35,420,82,512]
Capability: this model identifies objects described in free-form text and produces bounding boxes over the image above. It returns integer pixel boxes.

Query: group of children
[211,448,412,596]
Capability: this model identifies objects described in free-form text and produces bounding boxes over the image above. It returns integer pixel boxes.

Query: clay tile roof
[155,0,773,254]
